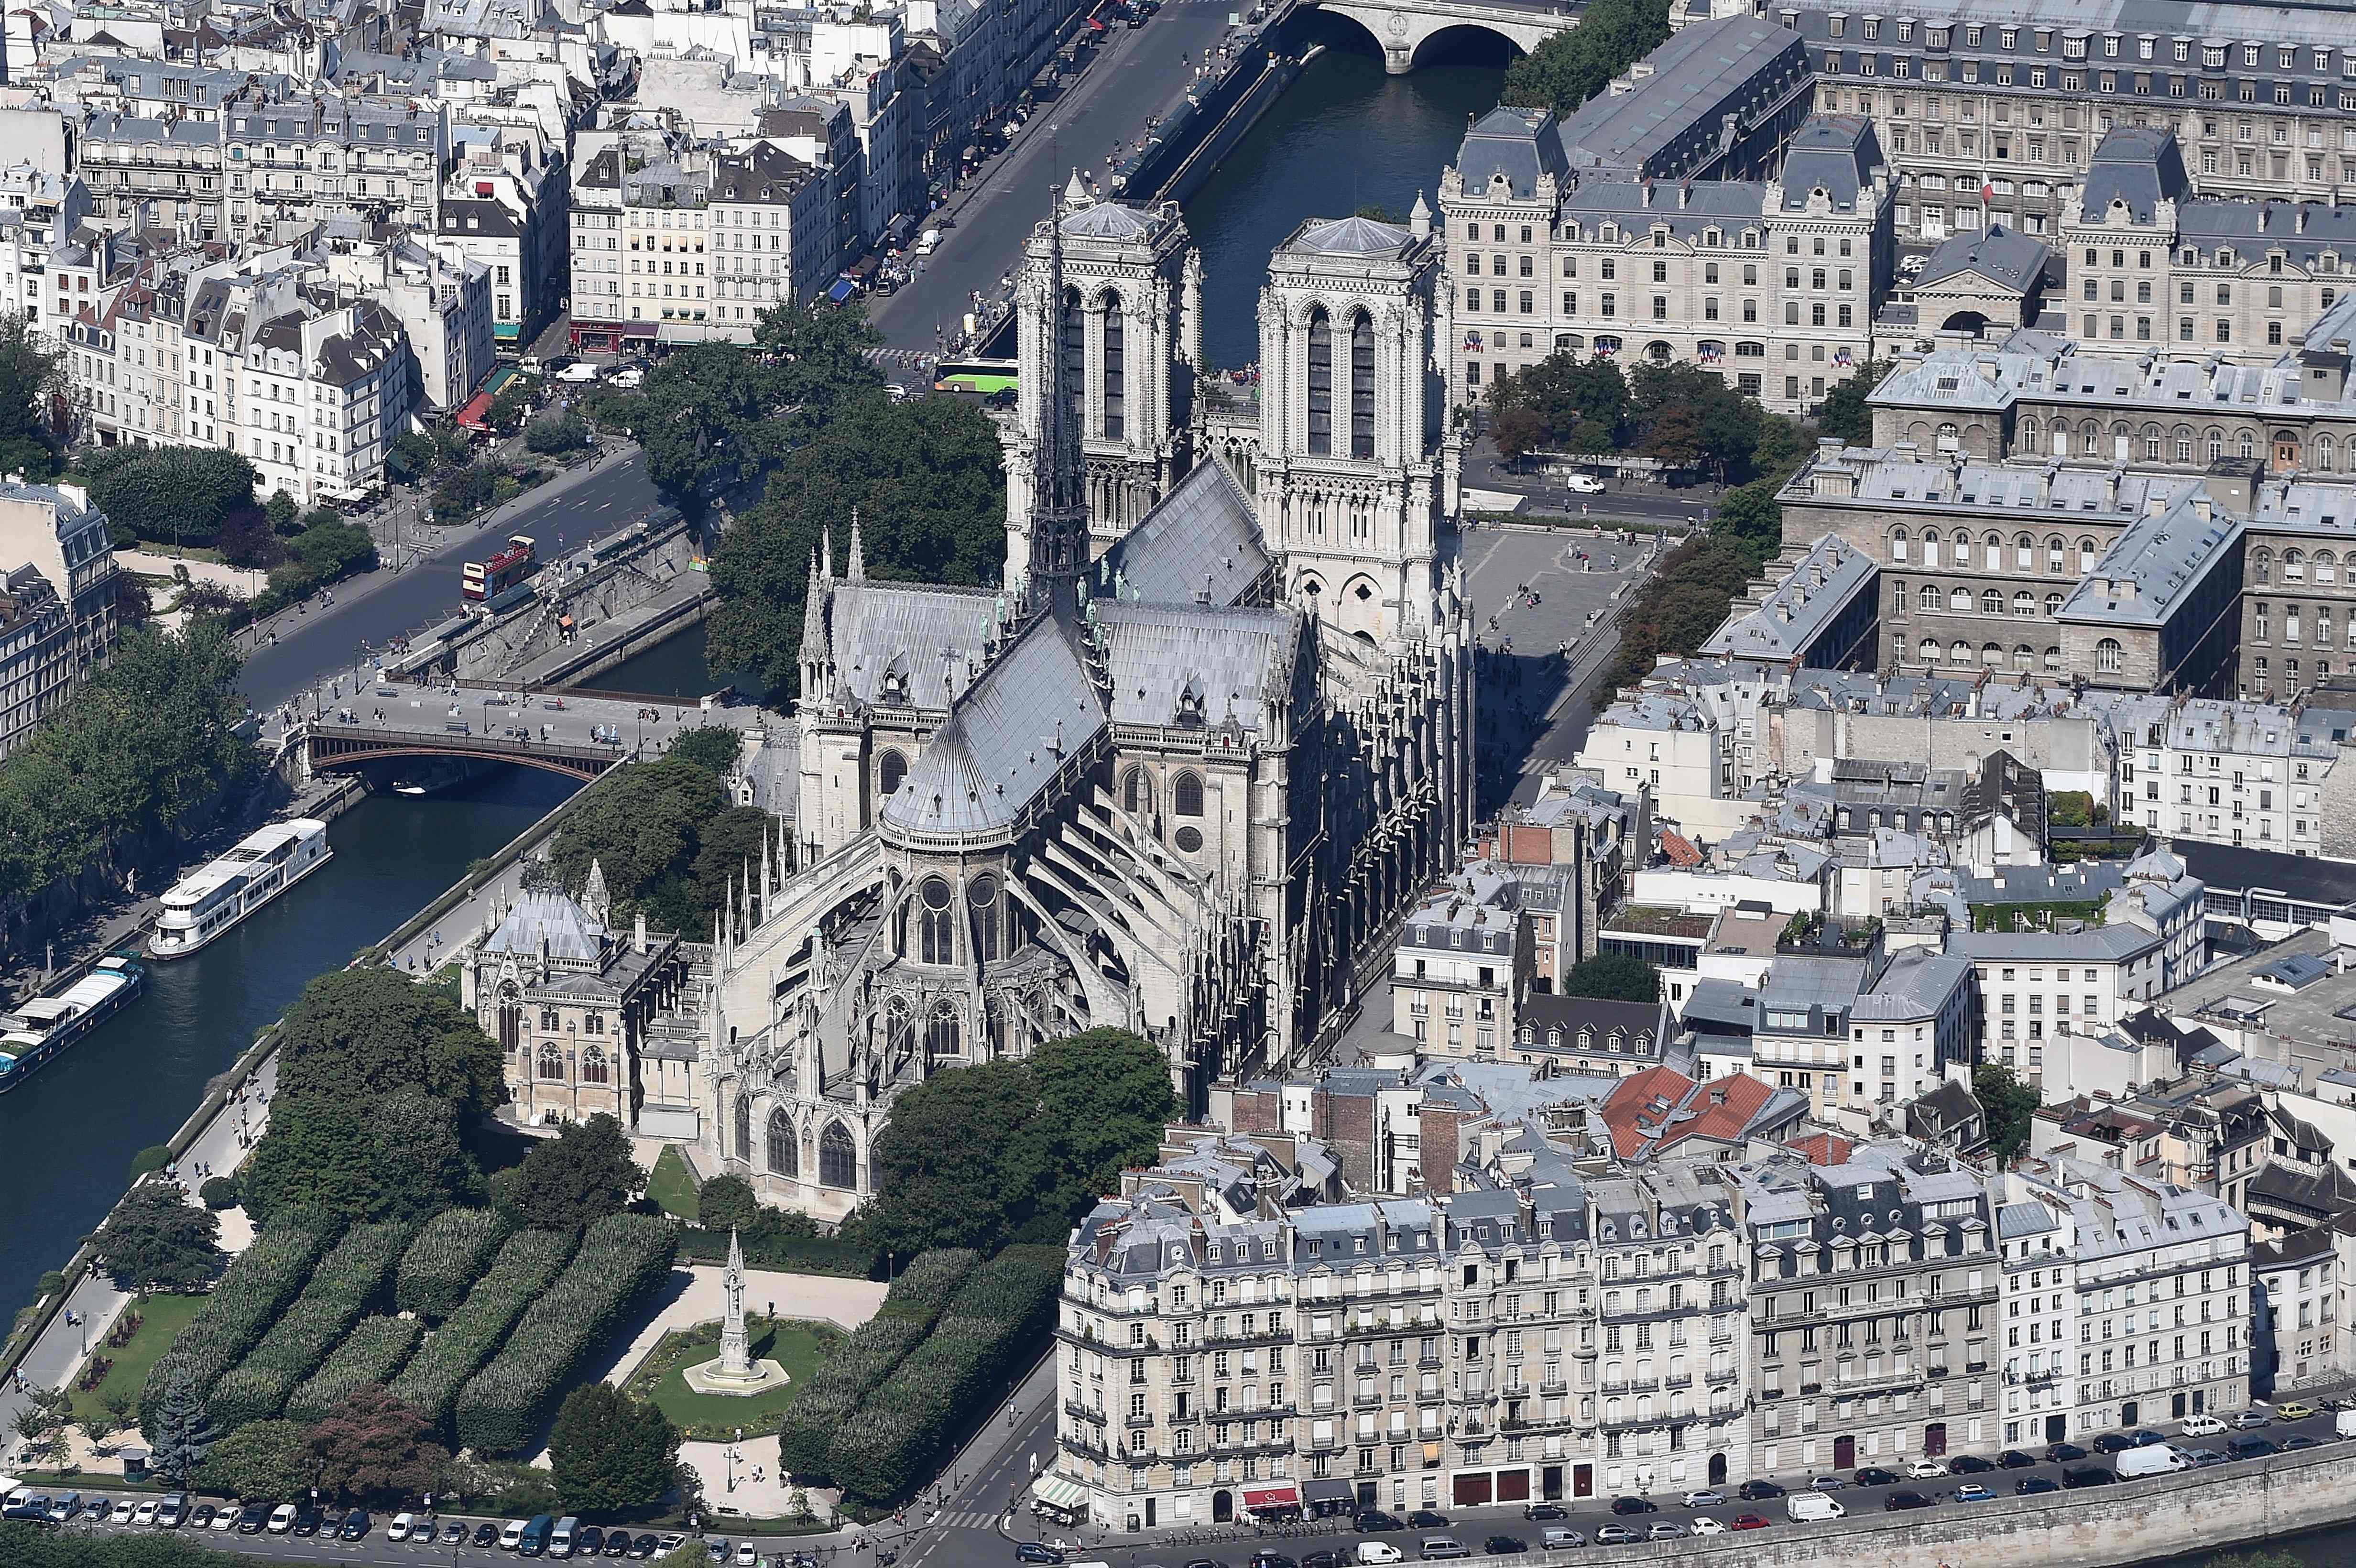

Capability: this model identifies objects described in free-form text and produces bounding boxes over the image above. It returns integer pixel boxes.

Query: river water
[1182,17,1508,370]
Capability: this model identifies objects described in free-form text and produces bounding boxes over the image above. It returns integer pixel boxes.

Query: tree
[263,490,299,535]
[196,1419,311,1500]
[695,1174,759,1235]
[1814,358,1890,445]
[667,726,743,778]
[92,1182,223,1292]
[549,1383,683,1517]
[99,1385,139,1436]
[752,298,887,428]
[857,1061,1053,1255]
[1032,1028,1174,1223]
[685,806,778,925]
[1974,1063,2040,1162]
[0,311,66,477]
[271,966,505,1117]
[145,1371,216,1486]
[1640,404,1704,470]
[1487,406,1548,464]
[200,1174,241,1210]
[1713,478,1785,562]
[304,1385,449,1506]
[497,1113,644,1230]
[78,1397,125,1453]
[527,410,591,455]
[549,756,731,929]
[708,393,1009,697]
[11,1386,71,1469]
[80,446,261,548]
[623,342,796,503]
[1561,954,1662,1003]
[1487,353,1627,445]
[1499,0,1673,120]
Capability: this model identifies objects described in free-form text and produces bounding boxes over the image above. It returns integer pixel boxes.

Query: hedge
[390,1227,579,1437]
[453,1213,675,1455]
[285,1314,424,1426]
[396,1208,514,1323]
[826,1246,1063,1506]
[774,1248,979,1478]
[672,1226,882,1279]
[208,1220,416,1431]
[141,1208,344,1421]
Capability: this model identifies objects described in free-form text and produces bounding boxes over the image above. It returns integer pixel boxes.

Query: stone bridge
[1303,0,1571,73]
[286,681,766,786]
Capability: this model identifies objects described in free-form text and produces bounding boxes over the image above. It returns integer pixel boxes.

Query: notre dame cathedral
[690,176,1474,1221]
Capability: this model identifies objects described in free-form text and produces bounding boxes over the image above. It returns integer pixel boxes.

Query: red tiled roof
[1659,829,1702,868]
[1600,1066,1779,1160]
[1787,1132,1854,1166]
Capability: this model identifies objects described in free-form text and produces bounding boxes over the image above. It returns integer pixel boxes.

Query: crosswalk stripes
[931,1510,999,1530]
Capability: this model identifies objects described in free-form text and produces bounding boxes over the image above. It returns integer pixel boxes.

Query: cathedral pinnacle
[1063,165,1091,209]
[847,508,866,580]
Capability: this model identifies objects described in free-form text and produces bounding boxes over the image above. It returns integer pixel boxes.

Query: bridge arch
[304,731,623,786]
[1408,21,1527,69]
[1310,0,1555,74]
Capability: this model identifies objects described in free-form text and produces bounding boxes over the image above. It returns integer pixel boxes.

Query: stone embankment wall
[1457,1447,2355,1568]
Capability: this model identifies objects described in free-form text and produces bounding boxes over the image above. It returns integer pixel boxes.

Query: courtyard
[620,1314,843,1440]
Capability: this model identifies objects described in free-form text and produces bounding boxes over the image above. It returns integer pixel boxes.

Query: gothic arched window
[970,873,1002,963]
[819,1121,857,1189]
[1173,771,1205,818]
[919,877,955,965]
[1101,291,1125,440]
[768,1108,796,1176]
[926,1003,962,1060]
[580,1046,610,1085]
[1122,767,1153,816]
[1060,285,1084,445]
[537,1043,564,1080]
[878,749,907,802]
[734,1092,753,1161]
[1306,307,1333,457]
[1348,310,1375,459]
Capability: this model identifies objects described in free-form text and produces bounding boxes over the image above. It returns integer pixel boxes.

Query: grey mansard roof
[2080,126,2191,226]
[484,884,607,961]
[1098,602,1295,733]
[1286,215,1416,258]
[1918,224,2048,291]
[829,581,998,711]
[1776,113,1881,213]
[1453,106,1571,200]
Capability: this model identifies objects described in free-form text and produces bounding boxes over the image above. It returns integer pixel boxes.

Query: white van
[2116,1444,2192,1479]
[551,1516,580,1557]
[1787,1494,1845,1523]
[916,229,942,256]
[1356,1545,1405,1565]
[501,1518,530,1550]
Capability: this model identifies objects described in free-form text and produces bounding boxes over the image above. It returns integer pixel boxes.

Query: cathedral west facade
[687,179,1476,1222]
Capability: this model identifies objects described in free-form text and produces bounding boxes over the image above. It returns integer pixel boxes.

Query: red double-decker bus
[463,534,537,600]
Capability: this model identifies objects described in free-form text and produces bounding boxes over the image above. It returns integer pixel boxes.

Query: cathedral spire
[847,507,866,580]
[1020,175,1090,621]
[821,522,835,582]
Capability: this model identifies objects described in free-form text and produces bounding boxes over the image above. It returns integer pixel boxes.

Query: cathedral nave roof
[1094,457,1266,609]
[829,578,999,710]
[1098,601,1295,733]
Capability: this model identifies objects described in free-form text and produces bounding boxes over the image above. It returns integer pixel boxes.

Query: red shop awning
[1243,1486,1299,1511]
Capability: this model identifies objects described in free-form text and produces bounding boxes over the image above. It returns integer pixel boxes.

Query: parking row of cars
[3,1487,769,1563]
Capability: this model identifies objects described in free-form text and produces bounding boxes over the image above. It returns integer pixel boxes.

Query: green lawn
[647,1144,699,1222]
[620,1317,840,1439]
[72,1292,207,1424]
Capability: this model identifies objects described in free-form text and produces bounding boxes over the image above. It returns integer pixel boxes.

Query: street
[21,1405,2347,1567]
[869,0,1240,358]
[234,450,661,713]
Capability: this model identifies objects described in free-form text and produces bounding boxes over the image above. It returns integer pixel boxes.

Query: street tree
[549,1383,683,1516]
[271,966,507,1117]
[11,1387,72,1469]
[667,726,743,778]
[91,1183,223,1292]
[303,1385,449,1506]
[0,309,67,478]
[694,1175,759,1235]
[144,1371,216,1485]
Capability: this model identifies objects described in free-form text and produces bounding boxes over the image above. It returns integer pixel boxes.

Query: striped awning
[1031,1475,1088,1512]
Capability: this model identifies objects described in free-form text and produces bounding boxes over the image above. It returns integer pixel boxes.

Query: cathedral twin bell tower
[1005,174,1460,651]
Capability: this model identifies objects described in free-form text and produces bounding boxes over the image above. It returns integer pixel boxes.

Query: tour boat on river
[0,955,143,1091]
[149,819,333,958]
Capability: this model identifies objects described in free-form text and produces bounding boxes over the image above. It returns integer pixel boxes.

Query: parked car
[1538,1529,1582,1550]
[2285,1435,2323,1451]
[445,1522,471,1545]
[473,1523,500,1547]
[267,1503,298,1534]
[632,1537,663,1560]
[1996,1450,2037,1469]
[338,1510,371,1540]
[1406,1513,1449,1530]
[2091,1432,2135,1453]
[1591,1527,1640,1547]
[1730,1515,1771,1531]
[1355,1513,1405,1534]
[189,1505,216,1529]
[291,1506,323,1537]
[236,1504,271,1535]
[1646,1522,1688,1541]
[1884,1492,1936,1512]
[1854,1468,1901,1488]
[1948,1454,1995,1474]
[2278,1402,2319,1422]
[134,1499,161,1526]
[1416,1539,1468,1561]
[156,1495,187,1529]
[2062,1467,2117,1490]
[2232,1410,2272,1430]
[1609,1497,1658,1515]
[2045,1442,2089,1462]
[1521,1504,1566,1521]
[2188,1448,2231,1468]
[1481,1536,1527,1554]
[1680,1491,1725,1509]
[1807,1476,1848,1492]
[1737,1480,1787,1501]
[1953,1484,1996,1503]
[2228,1436,2281,1460]
[1689,1519,1727,1537]
[1907,1460,1948,1480]
[113,1500,139,1524]
[579,1527,606,1555]
[2129,1429,2168,1447]
[2014,1476,2060,1495]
